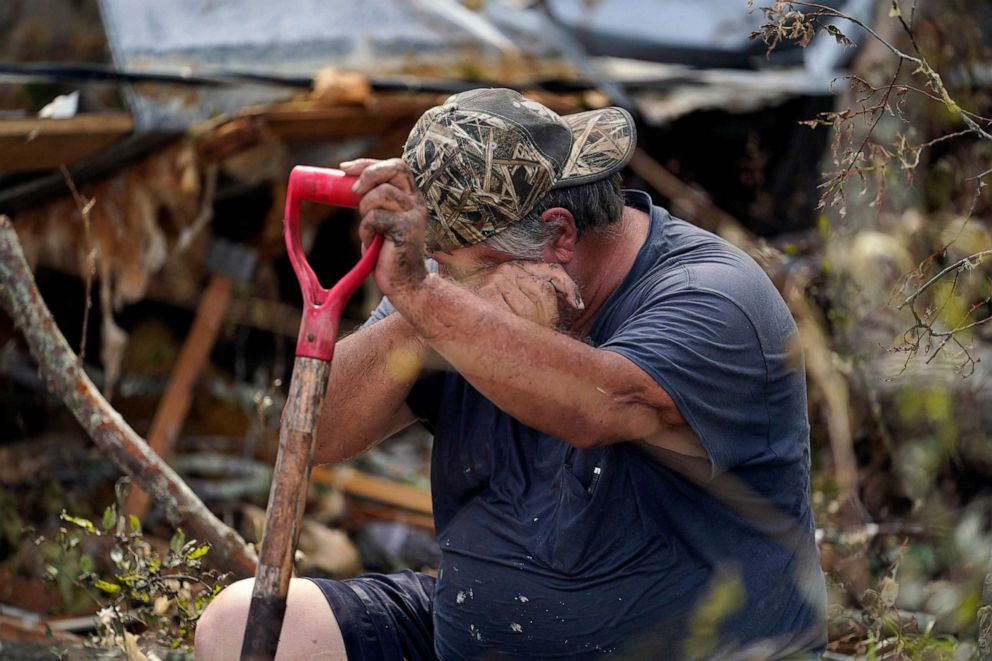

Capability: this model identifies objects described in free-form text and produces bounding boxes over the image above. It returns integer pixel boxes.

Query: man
[196,88,826,659]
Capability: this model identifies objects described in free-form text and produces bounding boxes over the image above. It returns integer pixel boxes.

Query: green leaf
[93,578,121,594]
[129,515,141,533]
[187,545,210,561]
[102,505,117,532]
[60,511,96,534]
[170,529,186,553]
[44,564,59,579]
[79,554,95,574]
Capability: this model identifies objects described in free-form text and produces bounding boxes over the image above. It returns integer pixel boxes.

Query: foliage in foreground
[42,479,229,657]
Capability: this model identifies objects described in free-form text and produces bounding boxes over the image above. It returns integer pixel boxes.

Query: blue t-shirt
[374,191,826,658]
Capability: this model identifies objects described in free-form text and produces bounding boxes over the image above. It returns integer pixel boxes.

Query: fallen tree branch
[0,215,257,579]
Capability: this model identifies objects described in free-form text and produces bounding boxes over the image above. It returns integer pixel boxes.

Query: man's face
[431,242,523,281]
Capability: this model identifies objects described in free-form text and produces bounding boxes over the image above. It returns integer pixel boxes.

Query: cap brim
[553,106,637,189]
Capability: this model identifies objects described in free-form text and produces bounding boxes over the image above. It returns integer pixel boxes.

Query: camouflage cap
[402,88,636,253]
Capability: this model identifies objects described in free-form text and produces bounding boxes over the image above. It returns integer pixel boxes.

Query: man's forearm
[314,312,430,464]
[389,274,670,448]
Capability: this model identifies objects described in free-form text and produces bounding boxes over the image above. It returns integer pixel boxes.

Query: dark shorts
[307,570,437,661]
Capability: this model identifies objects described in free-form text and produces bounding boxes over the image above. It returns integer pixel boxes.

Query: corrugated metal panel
[97,0,544,128]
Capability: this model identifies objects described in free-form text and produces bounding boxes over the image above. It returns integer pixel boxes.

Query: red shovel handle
[284,166,384,360]
[241,166,384,661]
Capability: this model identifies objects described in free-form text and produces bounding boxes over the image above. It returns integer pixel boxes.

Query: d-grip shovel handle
[284,165,384,360]
[241,166,382,661]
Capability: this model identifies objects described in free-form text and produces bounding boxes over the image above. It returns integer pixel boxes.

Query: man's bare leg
[194,578,347,660]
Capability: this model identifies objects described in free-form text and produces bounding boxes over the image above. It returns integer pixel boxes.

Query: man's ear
[540,207,577,264]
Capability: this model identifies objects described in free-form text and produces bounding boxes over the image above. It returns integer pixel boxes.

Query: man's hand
[340,158,429,297]
[463,261,584,329]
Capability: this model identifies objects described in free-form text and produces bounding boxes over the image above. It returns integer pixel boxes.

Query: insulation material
[14,141,206,393]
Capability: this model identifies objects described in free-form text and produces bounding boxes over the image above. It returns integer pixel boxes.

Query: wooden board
[247,98,439,141]
[311,466,433,516]
[0,114,134,173]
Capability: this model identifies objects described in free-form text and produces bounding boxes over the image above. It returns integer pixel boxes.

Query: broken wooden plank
[124,273,235,520]
[311,466,433,516]
[0,114,134,173]
[0,606,84,645]
[345,501,436,533]
[245,98,438,141]
[0,570,78,616]
[258,107,418,142]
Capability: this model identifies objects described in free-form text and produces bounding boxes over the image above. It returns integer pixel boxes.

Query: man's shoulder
[636,207,796,342]
[638,208,764,295]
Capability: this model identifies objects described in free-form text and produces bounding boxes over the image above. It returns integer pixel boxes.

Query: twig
[59,165,97,363]
[898,250,992,309]
[756,0,992,375]
[829,62,905,194]
[788,1,923,63]
[842,76,992,124]
[969,167,992,182]
[769,1,992,141]
[0,216,257,578]
[889,0,923,57]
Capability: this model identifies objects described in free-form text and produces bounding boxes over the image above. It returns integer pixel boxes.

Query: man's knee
[195,578,254,660]
[194,578,346,660]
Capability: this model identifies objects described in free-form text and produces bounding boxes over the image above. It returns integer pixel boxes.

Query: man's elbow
[312,434,353,466]
[560,413,630,449]
[567,434,612,450]
[561,401,669,449]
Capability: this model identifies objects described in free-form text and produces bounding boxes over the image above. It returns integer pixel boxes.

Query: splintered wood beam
[0,216,257,578]
[248,101,435,142]
[0,114,134,173]
[124,272,235,521]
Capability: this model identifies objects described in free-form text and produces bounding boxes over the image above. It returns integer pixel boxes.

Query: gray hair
[481,173,625,260]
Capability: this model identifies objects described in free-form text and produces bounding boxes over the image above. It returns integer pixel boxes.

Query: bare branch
[788,1,923,64]
[757,1,992,141]
[827,62,905,195]
[899,250,992,310]
[969,167,992,182]
[59,165,97,363]
[0,216,257,579]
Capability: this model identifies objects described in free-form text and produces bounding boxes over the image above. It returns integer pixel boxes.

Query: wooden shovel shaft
[241,356,330,660]
[240,166,374,659]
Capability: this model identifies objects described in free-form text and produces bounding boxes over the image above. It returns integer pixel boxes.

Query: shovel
[240,166,383,660]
